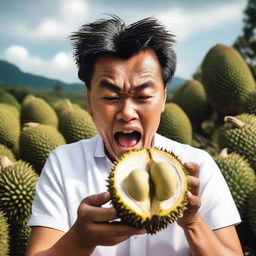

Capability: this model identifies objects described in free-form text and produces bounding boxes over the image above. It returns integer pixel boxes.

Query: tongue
[117,133,139,147]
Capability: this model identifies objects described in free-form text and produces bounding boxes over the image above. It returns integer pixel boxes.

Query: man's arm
[25,192,146,256]
[25,227,65,256]
[179,163,243,256]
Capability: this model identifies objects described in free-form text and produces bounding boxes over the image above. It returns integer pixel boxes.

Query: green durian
[20,123,66,173]
[9,225,31,256]
[0,211,9,256]
[53,98,81,116]
[171,80,211,123]
[0,108,20,152]
[157,103,192,145]
[21,94,36,107]
[0,157,38,225]
[0,144,16,162]
[243,92,256,115]
[0,92,21,111]
[201,44,255,115]
[58,105,97,143]
[20,96,58,128]
[107,148,188,234]
[0,103,20,118]
[213,148,256,213]
[215,114,256,170]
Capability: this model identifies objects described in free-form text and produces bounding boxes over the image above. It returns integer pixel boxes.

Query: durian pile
[159,44,256,254]
[0,91,97,256]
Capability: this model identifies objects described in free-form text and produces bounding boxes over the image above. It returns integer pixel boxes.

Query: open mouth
[114,131,141,148]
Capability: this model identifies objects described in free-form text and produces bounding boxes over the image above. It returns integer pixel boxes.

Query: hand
[177,162,201,229]
[71,192,146,252]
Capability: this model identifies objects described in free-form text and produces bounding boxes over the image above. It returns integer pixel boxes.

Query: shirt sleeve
[27,149,70,232]
[198,151,241,230]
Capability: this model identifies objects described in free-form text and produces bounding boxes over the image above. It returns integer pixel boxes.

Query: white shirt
[28,133,240,256]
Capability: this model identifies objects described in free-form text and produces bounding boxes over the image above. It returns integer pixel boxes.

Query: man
[26,16,243,256]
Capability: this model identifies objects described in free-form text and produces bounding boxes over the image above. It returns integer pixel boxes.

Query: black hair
[70,15,176,89]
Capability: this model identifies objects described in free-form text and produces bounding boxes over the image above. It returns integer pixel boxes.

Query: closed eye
[136,96,152,100]
[102,96,120,101]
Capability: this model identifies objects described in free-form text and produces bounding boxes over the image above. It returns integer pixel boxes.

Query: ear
[87,89,92,115]
[161,87,167,113]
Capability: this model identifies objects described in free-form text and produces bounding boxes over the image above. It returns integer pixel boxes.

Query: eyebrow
[99,80,154,92]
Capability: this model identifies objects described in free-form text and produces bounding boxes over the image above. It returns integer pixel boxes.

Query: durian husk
[107,148,188,234]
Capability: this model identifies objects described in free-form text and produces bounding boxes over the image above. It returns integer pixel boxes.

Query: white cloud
[61,0,88,22]
[9,0,88,41]
[3,45,78,83]
[34,19,68,39]
[157,2,244,42]
[5,45,29,60]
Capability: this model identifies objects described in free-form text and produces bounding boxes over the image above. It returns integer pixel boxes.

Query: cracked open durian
[107,148,188,234]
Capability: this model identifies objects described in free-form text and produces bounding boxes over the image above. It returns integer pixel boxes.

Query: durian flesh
[107,148,188,234]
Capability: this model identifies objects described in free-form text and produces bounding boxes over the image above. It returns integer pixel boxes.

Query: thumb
[83,191,111,207]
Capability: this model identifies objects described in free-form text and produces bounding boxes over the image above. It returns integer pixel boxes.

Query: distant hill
[0,59,185,92]
[168,76,185,92]
[0,60,84,91]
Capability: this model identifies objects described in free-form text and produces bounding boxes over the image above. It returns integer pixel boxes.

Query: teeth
[122,130,134,134]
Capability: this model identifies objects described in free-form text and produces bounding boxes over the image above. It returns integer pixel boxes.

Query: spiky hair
[70,15,176,88]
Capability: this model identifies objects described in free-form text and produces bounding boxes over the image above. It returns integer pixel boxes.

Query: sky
[0,0,246,84]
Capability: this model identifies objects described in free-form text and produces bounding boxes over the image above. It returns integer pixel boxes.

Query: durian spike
[224,116,245,128]
[219,148,229,158]
[23,122,40,130]
[0,156,14,168]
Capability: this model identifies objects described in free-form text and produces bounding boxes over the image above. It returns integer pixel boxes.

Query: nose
[116,98,139,122]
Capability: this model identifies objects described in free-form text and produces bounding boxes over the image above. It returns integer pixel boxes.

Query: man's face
[87,50,167,161]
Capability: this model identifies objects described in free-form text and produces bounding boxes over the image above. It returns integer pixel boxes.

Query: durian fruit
[0,211,9,256]
[53,98,81,116]
[243,92,256,115]
[0,108,20,151]
[247,187,256,236]
[20,123,66,173]
[157,103,192,145]
[215,114,256,170]
[20,96,58,128]
[0,157,38,225]
[21,94,36,107]
[58,105,97,143]
[0,92,21,111]
[171,80,211,123]
[0,103,20,118]
[201,44,255,115]
[0,144,16,162]
[213,148,256,213]
[107,148,188,234]
[9,225,31,256]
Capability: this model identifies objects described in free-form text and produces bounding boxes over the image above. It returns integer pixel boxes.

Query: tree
[233,0,256,79]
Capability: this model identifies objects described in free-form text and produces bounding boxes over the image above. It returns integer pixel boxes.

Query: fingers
[184,162,200,178]
[83,191,111,207]
[79,192,118,222]
[186,191,201,208]
[184,162,200,196]
[187,175,200,196]
[81,204,118,222]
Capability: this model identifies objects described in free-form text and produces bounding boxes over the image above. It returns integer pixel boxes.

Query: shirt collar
[94,135,107,158]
